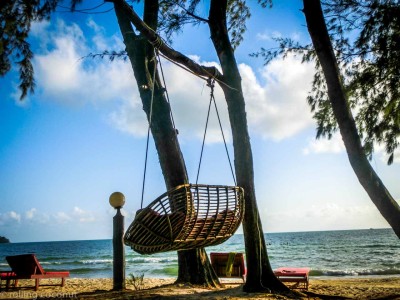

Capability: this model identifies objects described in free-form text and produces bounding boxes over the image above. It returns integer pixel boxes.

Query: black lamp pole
[110,192,126,290]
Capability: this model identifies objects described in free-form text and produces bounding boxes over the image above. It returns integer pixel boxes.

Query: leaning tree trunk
[113,0,221,286]
[208,0,289,293]
[303,0,400,238]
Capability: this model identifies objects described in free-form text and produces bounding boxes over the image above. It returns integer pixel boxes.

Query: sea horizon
[1,228,398,279]
[3,227,393,244]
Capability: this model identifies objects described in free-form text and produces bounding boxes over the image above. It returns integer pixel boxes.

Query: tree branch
[107,0,222,81]
[175,2,209,23]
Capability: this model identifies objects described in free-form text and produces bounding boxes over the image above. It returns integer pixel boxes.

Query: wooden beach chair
[274,267,310,290]
[210,252,246,282]
[1,254,69,291]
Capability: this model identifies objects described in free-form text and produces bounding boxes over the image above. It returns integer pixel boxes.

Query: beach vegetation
[127,272,145,290]
[254,0,400,239]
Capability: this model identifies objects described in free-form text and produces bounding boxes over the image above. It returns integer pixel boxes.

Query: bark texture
[208,0,289,292]
[303,0,400,238]
[113,0,221,287]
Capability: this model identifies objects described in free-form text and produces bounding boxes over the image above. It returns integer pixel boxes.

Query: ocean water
[0,229,398,279]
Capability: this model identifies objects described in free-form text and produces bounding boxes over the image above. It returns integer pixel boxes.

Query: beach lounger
[0,271,18,291]
[210,252,246,282]
[274,267,310,290]
[1,254,69,291]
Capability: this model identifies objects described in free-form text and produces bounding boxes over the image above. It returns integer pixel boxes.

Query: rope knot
[150,35,163,49]
[207,77,215,89]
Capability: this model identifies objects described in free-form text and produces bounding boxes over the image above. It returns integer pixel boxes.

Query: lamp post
[109,192,126,290]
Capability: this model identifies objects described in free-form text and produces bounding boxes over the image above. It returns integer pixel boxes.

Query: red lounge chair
[210,252,246,282]
[0,271,18,291]
[274,267,310,290]
[1,254,70,291]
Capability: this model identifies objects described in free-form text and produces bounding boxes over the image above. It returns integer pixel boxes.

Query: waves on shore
[1,229,398,278]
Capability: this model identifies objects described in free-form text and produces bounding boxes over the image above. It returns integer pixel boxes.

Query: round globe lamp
[109,192,125,209]
[109,191,126,290]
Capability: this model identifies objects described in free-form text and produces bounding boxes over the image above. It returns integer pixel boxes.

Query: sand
[1,277,400,299]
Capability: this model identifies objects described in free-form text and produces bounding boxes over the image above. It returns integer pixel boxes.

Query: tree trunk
[208,0,289,292]
[113,0,221,286]
[176,249,219,285]
[303,0,400,238]
[112,0,291,292]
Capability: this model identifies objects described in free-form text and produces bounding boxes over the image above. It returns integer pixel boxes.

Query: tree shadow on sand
[66,284,315,300]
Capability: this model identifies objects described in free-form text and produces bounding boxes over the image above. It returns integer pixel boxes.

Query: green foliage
[256,0,400,164]
[127,272,145,290]
[227,0,251,48]
[308,62,338,139]
[2,0,252,99]
[85,50,128,62]
[158,0,204,42]
[0,1,58,100]
[0,0,96,100]
[158,0,251,49]
[258,0,273,9]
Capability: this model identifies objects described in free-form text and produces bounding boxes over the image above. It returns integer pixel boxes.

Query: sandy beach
[1,277,400,299]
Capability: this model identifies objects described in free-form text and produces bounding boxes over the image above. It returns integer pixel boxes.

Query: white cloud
[110,56,230,142]
[0,207,110,241]
[263,202,389,232]
[241,54,315,140]
[34,20,136,104]
[160,58,230,143]
[0,211,21,225]
[73,206,95,223]
[291,31,302,41]
[32,19,314,143]
[31,19,147,136]
[47,207,97,224]
[302,133,400,165]
[256,30,282,41]
[8,211,21,222]
[1,207,97,227]
[23,208,50,224]
[55,212,72,224]
[109,101,149,137]
[303,133,345,155]
[25,208,37,220]
[145,53,314,143]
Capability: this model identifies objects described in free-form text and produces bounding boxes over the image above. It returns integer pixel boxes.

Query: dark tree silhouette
[302,0,400,239]
[254,0,400,238]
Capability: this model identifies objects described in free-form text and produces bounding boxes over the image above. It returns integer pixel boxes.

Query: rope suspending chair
[124,51,244,255]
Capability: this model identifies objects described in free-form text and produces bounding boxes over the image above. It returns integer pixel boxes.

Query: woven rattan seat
[124,184,244,254]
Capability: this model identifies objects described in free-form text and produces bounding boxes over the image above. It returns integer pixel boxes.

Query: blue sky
[1,1,399,242]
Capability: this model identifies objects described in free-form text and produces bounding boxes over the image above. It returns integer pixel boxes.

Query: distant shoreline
[0,236,10,243]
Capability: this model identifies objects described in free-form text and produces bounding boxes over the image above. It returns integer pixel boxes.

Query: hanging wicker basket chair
[124,184,244,254]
